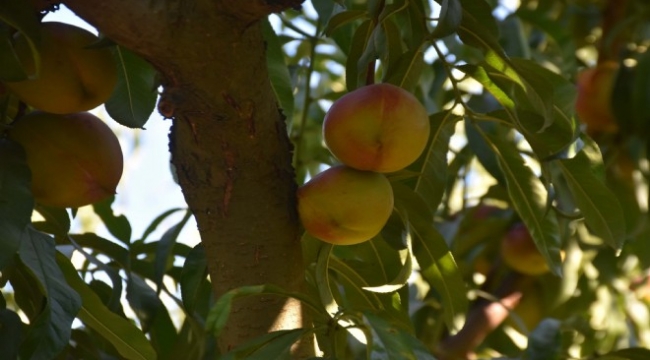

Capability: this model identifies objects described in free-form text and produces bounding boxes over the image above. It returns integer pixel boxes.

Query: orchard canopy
[2,0,650,359]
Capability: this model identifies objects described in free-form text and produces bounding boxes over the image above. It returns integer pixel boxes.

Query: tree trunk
[61,0,311,355]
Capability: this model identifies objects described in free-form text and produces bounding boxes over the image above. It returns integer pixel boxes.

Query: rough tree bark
[60,0,312,355]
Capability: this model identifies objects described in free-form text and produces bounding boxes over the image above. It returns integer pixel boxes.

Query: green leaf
[361,247,412,294]
[18,227,81,360]
[69,233,129,267]
[126,273,163,332]
[391,183,467,328]
[413,110,461,214]
[431,0,462,39]
[139,207,186,242]
[93,196,132,245]
[456,0,499,51]
[364,311,435,360]
[596,348,650,360]
[524,318,561,360]
[153,210,192,292]
[206,284,322,338]
[384,48,425,91]
[106,46,157,129]
[0,25,28,82]
[0,137,33,269]
[33,205,70,236]
[480,127,563,275]
[324,10,368,37]
[0,309,22,360]
[56,253,157,360]
[220,329,308,360]
[0,0,40,80]
[345,19,373,91]
[180,243,208,314]
[262,18,294,121]
[557,138,626,250]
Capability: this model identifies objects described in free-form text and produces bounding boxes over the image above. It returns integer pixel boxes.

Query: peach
[575,61,619,134]
[500,223,551,276]
[297,165,394,245]
[9,111,123,208]
[323,83,430,173]
[4,22,118,114]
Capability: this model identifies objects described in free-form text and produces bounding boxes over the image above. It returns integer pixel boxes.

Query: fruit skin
[4,22,118,114]
[575,61,619,134]
[323,83,430,173]
[9,111,123,208]
[297,165,394,245]
[500,223,550,276]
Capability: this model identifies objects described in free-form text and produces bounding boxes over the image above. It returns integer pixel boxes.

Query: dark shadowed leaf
[413,110,461,213]
[596,348,650,360]
[33,205,70,236]
[180,243,208,314]
[431,0,462,39]
[524,318,561,360]
[324,10,368,37]
[0,0,40,80]
[384,48,425,91]
[345,19,373,91]
[106,46,157,128]
[0,137,33,269]
[18,227,81,360]
[262,18,294,120]
[0,308,22,360]
[93,196,132,245]
[56,253,156,360]
[153,210,192,292]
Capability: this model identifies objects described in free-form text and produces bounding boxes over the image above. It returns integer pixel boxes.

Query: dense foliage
[2,0,650,359]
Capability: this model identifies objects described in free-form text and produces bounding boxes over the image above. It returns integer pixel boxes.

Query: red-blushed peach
[9,111,123,208]
[323,83,430,173]
[4,22,117,114]
[500,223,551,276]
[575,61,619,134]
[297,165,394,245]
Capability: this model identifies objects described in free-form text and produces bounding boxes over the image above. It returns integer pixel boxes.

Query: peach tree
[1,0,650,359]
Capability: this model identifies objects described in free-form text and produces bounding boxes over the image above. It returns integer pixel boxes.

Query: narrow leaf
[392,183,467,328]
[557,139,626,249]
[413,110,461,213]
[481,128,563,275]
[180,243,208,314]
[524,319,562,360]
[56,253,157,360]
[262,18,294,120]
[221,329,308,360]
[0,137,33,269]
[153,210,192,292]
[93,196,132,245]
[431,0,462,39]
[18,227,81,360]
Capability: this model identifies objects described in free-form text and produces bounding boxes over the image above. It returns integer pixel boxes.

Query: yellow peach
[9,111,123,208]
[4,22,118,114]
[323,83,430,173]
[298,165,394,245]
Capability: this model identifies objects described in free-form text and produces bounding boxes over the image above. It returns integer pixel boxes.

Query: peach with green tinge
[297,165,394,245]
[9,111,123,208]
[4,21,118,114]
[323,83,430,173]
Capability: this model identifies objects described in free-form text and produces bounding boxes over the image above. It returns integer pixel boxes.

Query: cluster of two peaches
[298,83,431,245]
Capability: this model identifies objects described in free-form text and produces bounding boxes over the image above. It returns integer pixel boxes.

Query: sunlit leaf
[557,138,626,250]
